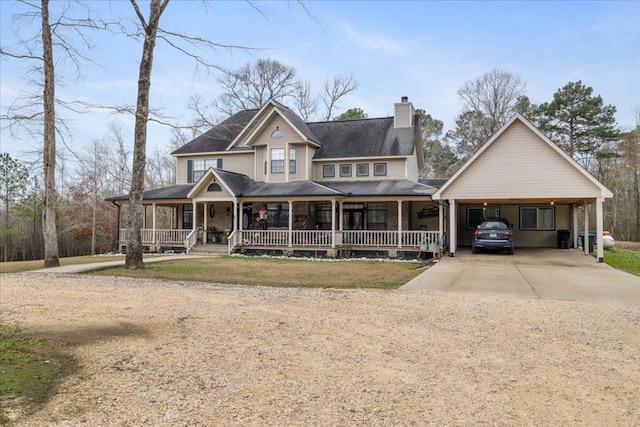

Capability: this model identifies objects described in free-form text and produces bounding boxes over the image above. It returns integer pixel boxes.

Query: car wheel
[508,247,514,255]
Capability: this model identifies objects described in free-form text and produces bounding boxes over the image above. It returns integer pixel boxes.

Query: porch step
[188,244,229,256]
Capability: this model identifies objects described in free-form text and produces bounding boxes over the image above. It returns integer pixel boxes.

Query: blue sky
[1,0,639,164]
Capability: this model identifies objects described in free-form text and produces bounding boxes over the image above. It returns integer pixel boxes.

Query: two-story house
[110,97,444,258]
[109,97,612,261]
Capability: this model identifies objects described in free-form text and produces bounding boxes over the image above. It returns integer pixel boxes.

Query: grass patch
[0,327,77,423]
[604,247,640,275]
[0,255,126,274]
[89,256,424,289]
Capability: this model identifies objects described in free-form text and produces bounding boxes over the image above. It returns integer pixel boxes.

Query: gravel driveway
[2,272,640,426]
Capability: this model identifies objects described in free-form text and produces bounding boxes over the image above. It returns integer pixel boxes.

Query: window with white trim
[340,164,352,177]
[323,164,335,177]
[271,148,285,173]
[189,159,221,183]
[289,147,296,173]
[520,206,555,230]
[374,162,387,176]
[357,163,369,176]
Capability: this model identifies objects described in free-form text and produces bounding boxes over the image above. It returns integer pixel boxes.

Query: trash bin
[578,232,595,253]
[557,230,571,249]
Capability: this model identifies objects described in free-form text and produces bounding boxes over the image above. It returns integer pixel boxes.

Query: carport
[432,115,613,262]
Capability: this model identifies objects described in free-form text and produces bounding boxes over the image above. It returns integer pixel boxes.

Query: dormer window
[271,127,284,138]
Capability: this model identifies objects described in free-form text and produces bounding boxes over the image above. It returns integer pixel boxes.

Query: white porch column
[288,200,293,248]
[397,200,402,248]
[438,202,444,245]
[339,201,344,231]
[331,199,336,248]
[203,203,208,242]
[239,201,244,231]
[152,203,157,244]
[583,201,589,255]
[596,197,604,262]
[449,199,457,256]
[572,204,579,249]
[143,205,146,229]
[192,200,197,232]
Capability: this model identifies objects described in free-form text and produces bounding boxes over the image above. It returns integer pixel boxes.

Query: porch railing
[185,229,197,254]
[237,230,440,249]
[118,229,442,252]
[119,229,192,246]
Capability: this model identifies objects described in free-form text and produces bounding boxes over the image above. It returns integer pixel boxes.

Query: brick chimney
[394,96,415,128]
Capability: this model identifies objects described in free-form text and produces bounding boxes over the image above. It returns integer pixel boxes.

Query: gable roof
[171,109,258,155]
[172,99,418,160]
[433,114,613,200]
[228,99,321,150]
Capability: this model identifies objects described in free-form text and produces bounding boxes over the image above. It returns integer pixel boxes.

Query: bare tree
[124,0,256,268]
[189,59,358,131]
[40,0,60,266]
[293,81,318,122]
[457,68,526,139]
[321,74,358,121]
[125,0,170,269]
[1,0,106,267]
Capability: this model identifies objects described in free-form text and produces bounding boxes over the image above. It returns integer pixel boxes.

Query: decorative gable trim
[186,168,236,199]
[227,100,321,150]
[433,114,613,200]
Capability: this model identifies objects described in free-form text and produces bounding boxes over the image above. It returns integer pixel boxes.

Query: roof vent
[401,96,408,103]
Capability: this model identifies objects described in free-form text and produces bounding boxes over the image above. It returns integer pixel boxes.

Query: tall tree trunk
[126,0,167,269]
[41,0,60,267]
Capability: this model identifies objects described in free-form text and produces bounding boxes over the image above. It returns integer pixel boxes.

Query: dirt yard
[2,272,639,426]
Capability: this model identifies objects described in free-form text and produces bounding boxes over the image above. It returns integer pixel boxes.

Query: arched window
[207,183,222,192]
[271,126,284,138]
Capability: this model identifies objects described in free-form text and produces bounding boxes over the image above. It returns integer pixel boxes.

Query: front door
[343,204,365,230]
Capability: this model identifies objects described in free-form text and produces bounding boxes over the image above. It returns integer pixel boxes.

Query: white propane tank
[602,235,615,249]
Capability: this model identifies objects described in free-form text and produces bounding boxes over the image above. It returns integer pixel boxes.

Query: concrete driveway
[401,248,640,303]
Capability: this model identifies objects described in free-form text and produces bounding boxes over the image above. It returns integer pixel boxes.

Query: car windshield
[479,221,509,230]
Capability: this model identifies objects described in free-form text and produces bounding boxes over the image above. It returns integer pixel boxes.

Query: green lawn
[604,248,640,275]
[89,256,425,289]
[0,327,76,424]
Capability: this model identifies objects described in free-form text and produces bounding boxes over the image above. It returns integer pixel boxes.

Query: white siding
[440,121,602,199]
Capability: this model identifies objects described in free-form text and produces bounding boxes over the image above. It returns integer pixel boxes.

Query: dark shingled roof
[171,101,416,159]
[323,180,437,197]
[308,118,415,159]
[418,178,449,189]
[106,177,437,201]
[106,184,194,201]
[171,109,259,155]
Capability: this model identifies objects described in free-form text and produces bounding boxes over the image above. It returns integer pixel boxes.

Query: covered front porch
[114,198,445,259]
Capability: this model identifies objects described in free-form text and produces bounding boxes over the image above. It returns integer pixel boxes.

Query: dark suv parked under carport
[472,217,514,254]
